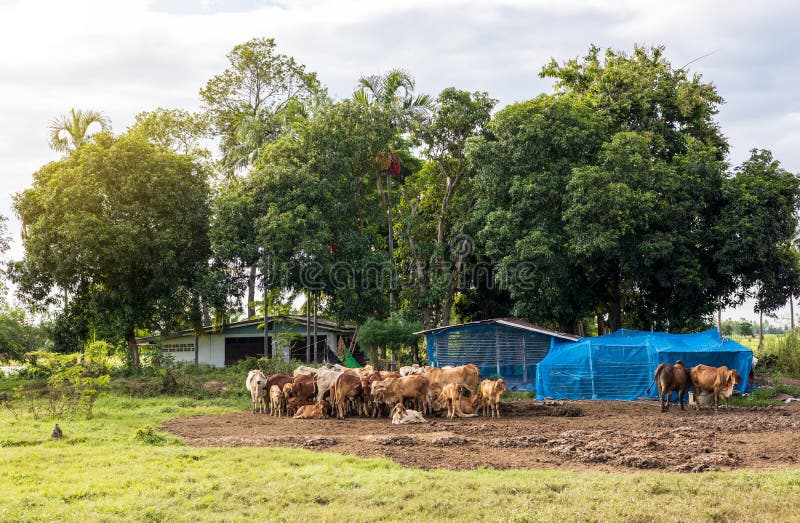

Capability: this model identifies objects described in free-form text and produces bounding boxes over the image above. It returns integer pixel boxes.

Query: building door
[224,337,271,365]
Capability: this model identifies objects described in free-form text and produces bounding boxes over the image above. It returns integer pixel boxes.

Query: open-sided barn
[419,318,579,391]
[536,328,753,401]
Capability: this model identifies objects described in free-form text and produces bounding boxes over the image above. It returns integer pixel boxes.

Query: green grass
[2,392,800,521]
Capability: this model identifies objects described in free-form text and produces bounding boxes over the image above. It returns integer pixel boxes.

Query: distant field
[2,393,800,521]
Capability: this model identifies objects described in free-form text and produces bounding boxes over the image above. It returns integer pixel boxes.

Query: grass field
[2,392,800,522]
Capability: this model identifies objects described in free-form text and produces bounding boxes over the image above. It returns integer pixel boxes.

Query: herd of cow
[244,363,508,423]
[244,360,744,422]
[647,361,743,412]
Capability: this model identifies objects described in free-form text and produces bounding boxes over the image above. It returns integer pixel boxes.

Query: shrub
[757,331,800,377]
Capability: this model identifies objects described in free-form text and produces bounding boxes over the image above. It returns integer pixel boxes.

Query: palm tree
[353,68,433,131]
[48,108,111,153]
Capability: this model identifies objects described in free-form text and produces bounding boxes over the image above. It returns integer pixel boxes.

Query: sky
[1,0,798,324]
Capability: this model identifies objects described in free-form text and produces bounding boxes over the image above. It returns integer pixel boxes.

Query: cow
[264,374,293,398]
[425,364,481,397]
[371,375,431,415]
[391,403,426,424]
[479,378,507,418]
[440,382,466,419]
[293,400,331,419]
[645,361,692,412]
[690,364,742,411]
[292,365,319,377]
[432,393,481,418]
[330,372,364,419]
[269,385,285,417]
[285,395,314,416]
[399,364,425,376]
[314,367,345,402]
[245,369,268,414]
[291,373,317,402]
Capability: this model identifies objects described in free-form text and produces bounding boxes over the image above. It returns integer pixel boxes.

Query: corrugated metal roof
[137,314,355,343]
[415,317,579,341]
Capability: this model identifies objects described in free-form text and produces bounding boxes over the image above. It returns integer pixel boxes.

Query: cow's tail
[646,364,663,395]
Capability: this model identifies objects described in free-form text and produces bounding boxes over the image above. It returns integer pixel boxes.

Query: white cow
[390,403,426,424]
[245,369,268,414]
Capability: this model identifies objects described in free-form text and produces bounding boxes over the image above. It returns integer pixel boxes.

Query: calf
[391,403,426,424]
[479,379,507,418]
[293,400,331,419]
[269,385,285,417]
[690,364,742,411]
[432,392,479,418]
[441,382,466,419]
[646,361,692,412]
[245,369,268,414]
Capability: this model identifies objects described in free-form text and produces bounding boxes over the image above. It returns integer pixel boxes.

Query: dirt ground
[162,400,800,472]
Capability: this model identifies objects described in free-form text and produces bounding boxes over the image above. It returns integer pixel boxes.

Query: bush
[757,331,800,377]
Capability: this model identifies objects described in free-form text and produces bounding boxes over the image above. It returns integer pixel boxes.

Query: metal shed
[418,318,578,391]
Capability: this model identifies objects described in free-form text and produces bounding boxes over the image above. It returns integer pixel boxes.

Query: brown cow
[371,375,431,414]
[331,372,364,419]
[285,395,314,416]
[426,364,481,396]
[265,374,293,398]
[440,383,463,419]
[432,391,480,417]
[690,364,742,411]
[293,400,330,419]
[479,378,507,418]
[646,361,692,412]
[291,373,317,402]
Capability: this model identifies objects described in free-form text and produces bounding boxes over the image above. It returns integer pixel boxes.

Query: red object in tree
[389,152,401,175]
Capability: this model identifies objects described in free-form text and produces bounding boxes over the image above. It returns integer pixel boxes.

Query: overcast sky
[1,0,798,324]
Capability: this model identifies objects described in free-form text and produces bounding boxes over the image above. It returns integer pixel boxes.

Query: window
[163,343,195,353]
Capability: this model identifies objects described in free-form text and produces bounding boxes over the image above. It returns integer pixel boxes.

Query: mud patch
[162,400,800,472]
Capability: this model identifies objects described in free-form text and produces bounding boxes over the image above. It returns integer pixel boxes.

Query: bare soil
[162,400,800,472]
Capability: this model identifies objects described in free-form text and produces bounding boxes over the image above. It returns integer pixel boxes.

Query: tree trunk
[126,327,140,369]
[247,265,257,318]
[597,313,607,336]
[202,302,211,326]
[607,268,623,332]
[759,310,764,349]
[791,295,795,330]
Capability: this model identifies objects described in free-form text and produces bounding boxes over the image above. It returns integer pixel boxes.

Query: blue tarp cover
[536,328,752,401]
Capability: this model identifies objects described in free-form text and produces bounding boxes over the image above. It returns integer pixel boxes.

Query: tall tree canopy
[13,132,210,365]
[474,45,799,333]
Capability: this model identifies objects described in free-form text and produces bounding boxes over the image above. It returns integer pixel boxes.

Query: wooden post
[313,292,319,363]
[522,335,527,384]
[264,284,269,358]
[495,328,501,378]
[305,291,311,362]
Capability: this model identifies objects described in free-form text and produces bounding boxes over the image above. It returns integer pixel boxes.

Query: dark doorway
[225,337,271,365]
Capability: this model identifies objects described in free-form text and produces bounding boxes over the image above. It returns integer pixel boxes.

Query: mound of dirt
[303,437,338,447]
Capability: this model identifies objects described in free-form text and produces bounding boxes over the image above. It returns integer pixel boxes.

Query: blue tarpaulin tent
[536,328,752,400]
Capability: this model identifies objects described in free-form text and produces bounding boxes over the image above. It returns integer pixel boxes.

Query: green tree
[396,88,495,328]
[127,108,210,157]
[200,37,323,317]
[473,95,609,333]
[353,68,433,132]
[13,132,210,367]
[48,108,111,153]
[200,37,323,173]
[716,149,800,318]
[475,45,738,333]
